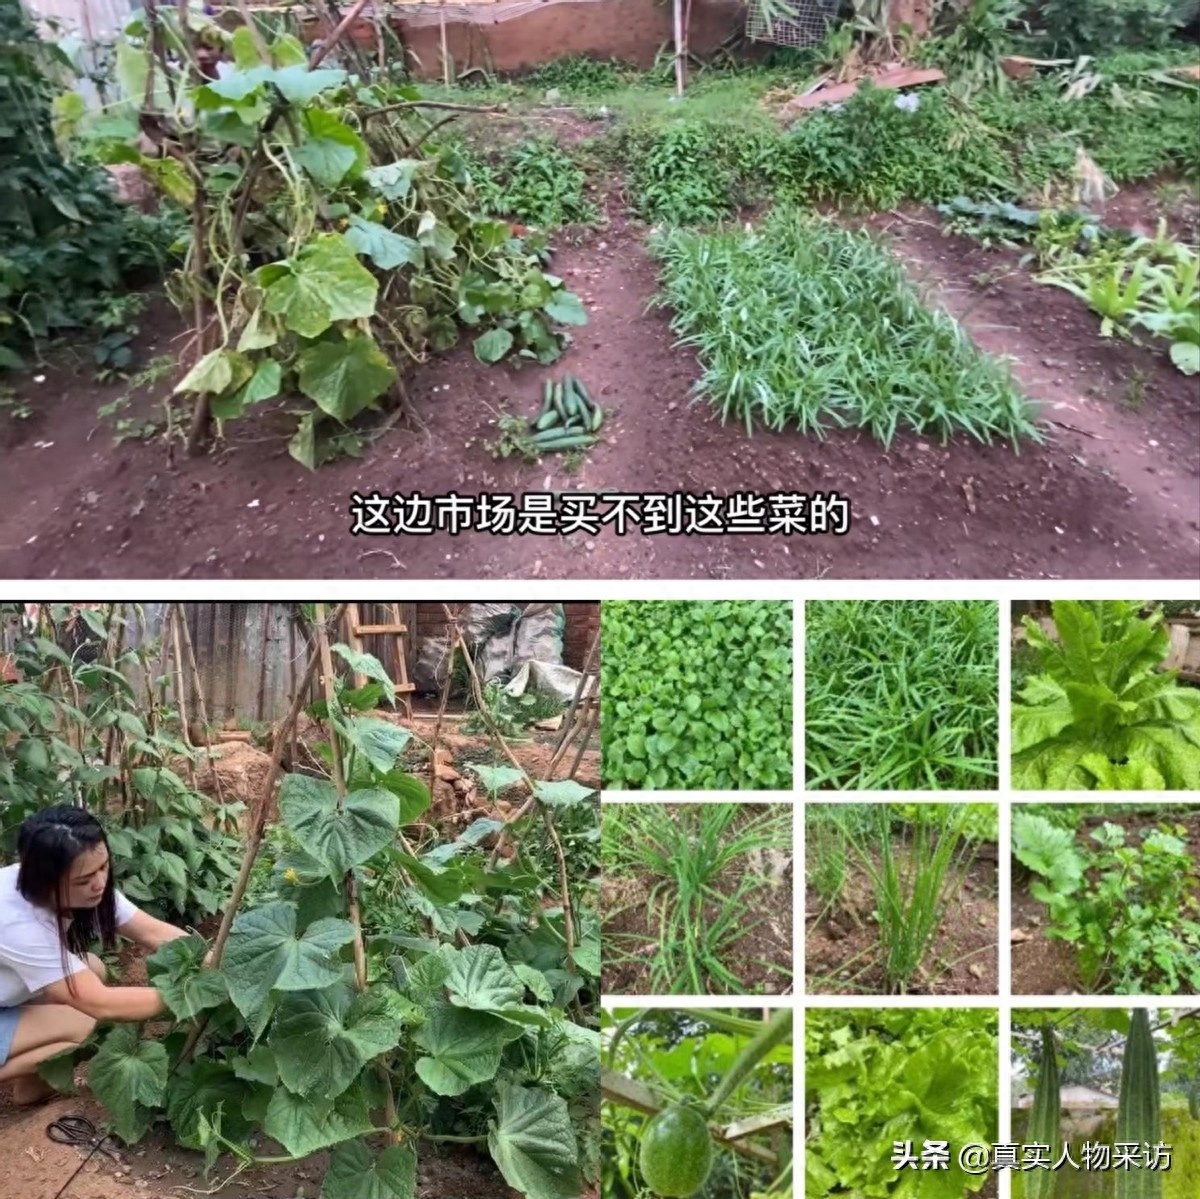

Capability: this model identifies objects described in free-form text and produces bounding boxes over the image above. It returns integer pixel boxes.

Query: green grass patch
[805,600,1000,791]
[431,50,1199,227]
[651,209,1040,447]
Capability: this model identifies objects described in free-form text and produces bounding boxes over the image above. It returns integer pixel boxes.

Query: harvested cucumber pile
[529,374,603,453]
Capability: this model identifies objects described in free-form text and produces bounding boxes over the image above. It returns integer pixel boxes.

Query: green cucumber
[551,381,566,420]
[533,432,597,452]
[534,408,562,432]
[1116,1008,1161,1199]
[562,378,583,422]
[571,376,595,408]
[540,379,554,415]
[588,404,604,432]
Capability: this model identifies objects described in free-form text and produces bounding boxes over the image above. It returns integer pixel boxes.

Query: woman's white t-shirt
[0,863,138,1007]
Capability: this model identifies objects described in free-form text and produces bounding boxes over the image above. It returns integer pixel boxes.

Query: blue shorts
[0,1005,21,1066]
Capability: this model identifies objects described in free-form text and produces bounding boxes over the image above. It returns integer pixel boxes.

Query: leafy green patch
[651,211,1039,448]
[613,55,1199,224]
[806,600,1000,790]
[806,1008,997,1199]
[470,136,597,229]
[1011,600,1200,790]
[601,600,793,790]
[1014,807,1200,993]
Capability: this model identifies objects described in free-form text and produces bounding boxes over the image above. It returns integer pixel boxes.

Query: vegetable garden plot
[805,600,999,791]
[0,603,601,1199]
[1011,1008,1200,1199]
[602,1007,793,1199]
[651,210,1039,448]
[1011,600,1200,791]
[601,803,793,996]
[806,1008,998,1199]
[600,601,793,792]
[1012,804,1200,996]
[805,803,999,996]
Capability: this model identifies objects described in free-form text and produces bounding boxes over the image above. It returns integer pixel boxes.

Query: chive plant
[602,802,792,994]
[844,804,981,994]
[805,600,1000,790]
[650,209,1041,448]
[806,805,849,912]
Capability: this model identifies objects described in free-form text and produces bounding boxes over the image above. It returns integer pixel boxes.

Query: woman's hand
[118,910,191,951]
[42,970,165,1022]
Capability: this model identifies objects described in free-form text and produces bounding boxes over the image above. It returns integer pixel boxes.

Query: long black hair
[16,805,119,964]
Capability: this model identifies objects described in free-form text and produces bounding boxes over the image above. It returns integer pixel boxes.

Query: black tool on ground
[46,1113,121,1162]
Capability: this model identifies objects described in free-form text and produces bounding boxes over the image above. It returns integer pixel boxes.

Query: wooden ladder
[344,603,416,718]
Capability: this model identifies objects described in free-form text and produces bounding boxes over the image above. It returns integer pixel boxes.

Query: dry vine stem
[186,0,371,453]
[177,604,346,1068]
[443,608,577,959]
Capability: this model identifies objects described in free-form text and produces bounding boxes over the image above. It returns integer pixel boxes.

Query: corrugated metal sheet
[142,603,421,720]
[119,603,316,724]
[25,0,133,107]
[27,0,131,40]
[5,602,594,722]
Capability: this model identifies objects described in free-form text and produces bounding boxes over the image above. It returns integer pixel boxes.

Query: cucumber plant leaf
[278,773,400,881]
[221,901,356,1019]
[263,1082,375,1158]
[260,233,378,340]
[270,983,409,1100]
[342,716,412,775]
[88,1025,169,1144]
[531,779,594,808]
[147,933,229,1020]
[322,1140,417,1199]
[167,1060,256,1150]
[297,332,396,423]
[413,1004,512,1096]
[488,1083,583,1199]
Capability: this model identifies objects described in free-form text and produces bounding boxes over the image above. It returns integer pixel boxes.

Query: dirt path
[1,201,1196,580]
[0,1093,519,1199]
[871,209,1200,566]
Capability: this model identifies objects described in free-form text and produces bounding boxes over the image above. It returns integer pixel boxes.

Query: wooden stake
[440,1,451,87]
[175,602,231,823]
[314,603,398,1133]
[548,626,599,774]
[177,604,346,1069]
[673,0,685,97]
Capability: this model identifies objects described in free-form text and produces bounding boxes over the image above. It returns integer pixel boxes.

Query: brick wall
[296,0,748,79]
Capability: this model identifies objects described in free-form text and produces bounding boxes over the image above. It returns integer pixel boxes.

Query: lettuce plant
[1011,601,1200,790]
